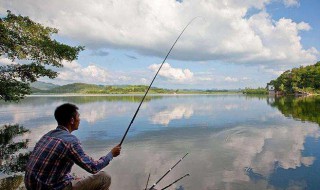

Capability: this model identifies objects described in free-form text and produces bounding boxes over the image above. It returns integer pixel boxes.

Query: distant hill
[31,81,60,90]
[30,82,241,94]
[30,87,43,93]
[47,83,105,93]
[45,83,176,94]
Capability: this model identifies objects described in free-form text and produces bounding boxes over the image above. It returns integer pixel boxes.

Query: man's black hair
[54,103,79,126]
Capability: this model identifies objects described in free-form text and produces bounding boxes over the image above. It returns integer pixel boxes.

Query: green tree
[269,61,320,94]
[0,124,30,175]
[0,10,84,102]
[0,10,84,188]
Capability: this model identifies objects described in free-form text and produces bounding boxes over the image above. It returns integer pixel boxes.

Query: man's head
[54,103,80,131]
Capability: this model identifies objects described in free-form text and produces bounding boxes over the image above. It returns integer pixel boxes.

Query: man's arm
[69,141,121,174]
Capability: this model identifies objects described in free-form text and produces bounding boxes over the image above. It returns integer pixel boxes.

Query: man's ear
[70,117,74,124]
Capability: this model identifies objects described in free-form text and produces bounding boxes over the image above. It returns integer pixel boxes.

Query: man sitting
[25,103,121,190]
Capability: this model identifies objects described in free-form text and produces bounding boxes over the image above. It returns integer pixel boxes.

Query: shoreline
[27,92,242,97]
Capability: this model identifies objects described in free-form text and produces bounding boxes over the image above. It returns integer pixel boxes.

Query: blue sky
[0,0,319,89]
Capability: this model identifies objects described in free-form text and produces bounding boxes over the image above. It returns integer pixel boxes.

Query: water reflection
[0,96,161,126]
[267,96,320,126]
[151,104,194,126]
[1,95,320,189]
[71,121,320,189]
[223,125,318,183]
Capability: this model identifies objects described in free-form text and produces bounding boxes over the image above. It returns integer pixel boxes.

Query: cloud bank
[149,63,193,81]
[1,0,317,67]
[55,60,135,84]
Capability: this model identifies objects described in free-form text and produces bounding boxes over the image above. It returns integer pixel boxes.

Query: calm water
[1,95,320,190]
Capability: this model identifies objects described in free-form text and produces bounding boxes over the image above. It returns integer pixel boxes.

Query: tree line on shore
[243,61,320,95]
[31,82,239,94]
[269,61,320,95]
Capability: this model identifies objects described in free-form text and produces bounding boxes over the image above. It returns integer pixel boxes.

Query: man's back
[25,127,76,190]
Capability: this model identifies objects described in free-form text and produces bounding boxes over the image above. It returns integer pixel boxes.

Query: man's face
[72,112,81,131]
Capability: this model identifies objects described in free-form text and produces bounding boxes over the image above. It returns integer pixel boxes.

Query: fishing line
[119,17,200,146]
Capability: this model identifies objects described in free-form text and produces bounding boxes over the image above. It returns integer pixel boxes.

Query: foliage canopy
[0,10,84,101]
[269,61,320,94]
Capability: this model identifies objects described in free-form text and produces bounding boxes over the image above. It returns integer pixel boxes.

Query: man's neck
[58,125,71,133]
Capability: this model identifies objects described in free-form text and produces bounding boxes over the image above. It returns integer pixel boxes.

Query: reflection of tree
[268,96,320,125]
[62,95,163,104]
[0,175,23,190]
[0,124,30,189]
[2,95,164,106]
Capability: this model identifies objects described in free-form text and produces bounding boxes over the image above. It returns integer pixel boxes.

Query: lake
[1,94,320,190]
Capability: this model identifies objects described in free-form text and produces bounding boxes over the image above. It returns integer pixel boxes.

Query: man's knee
[97,171,110,179]
[97,171,111,186]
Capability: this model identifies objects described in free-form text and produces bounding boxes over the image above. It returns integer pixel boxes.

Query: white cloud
[223,76,249,83]
[297,21,311,31]
[140,78,148,84]
[225,76,239,82]
[283,0,300,7]
[1,0,317,67]
[149,63,193,82]
[259,66,284,76]
[56,60,134,84]
[247,12,317,66]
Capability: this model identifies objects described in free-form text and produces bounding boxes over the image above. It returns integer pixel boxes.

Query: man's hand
[111,144,121,157]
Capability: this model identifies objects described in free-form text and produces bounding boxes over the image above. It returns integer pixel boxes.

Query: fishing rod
[148,153,189,190]
[145,173,151,190]
[119,18,199,146]
[161,174,190,190]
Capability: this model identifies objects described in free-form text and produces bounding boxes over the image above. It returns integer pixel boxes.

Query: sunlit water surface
[1,95,320,190]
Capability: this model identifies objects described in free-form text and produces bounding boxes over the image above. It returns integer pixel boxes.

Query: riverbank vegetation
[268,61,320,95]
[31,82,241,95]
[242,87,268,95]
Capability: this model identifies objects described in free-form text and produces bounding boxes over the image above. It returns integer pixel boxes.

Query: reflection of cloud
[224,104,239,110]
[150,105,194,125]
[79,102,130,124]
[0,103,56,125]
[69,122,320,190]
[22,123,57,148]
[223,125,319,183]
[0,99,133,126]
